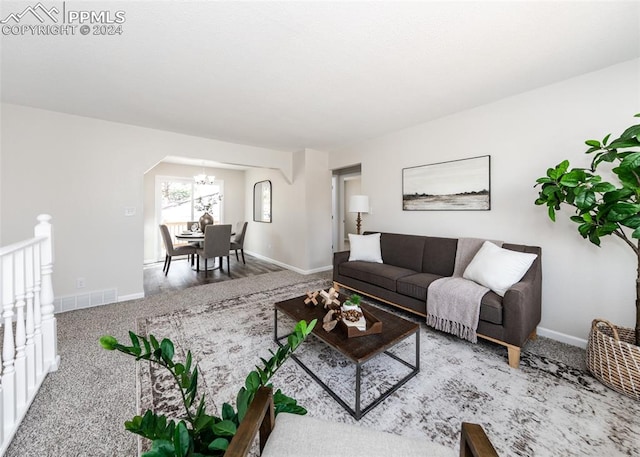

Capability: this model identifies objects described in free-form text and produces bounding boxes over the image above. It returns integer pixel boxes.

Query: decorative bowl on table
[339,294,383,338]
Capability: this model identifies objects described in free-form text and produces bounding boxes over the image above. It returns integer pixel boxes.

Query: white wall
[0,104,292,298]
[244,148,332,273]
[329,58,640,343]
[304,149,333,271]
[143,162,246,263]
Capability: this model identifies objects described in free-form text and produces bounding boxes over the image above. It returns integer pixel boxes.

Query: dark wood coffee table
[274,294,420,420]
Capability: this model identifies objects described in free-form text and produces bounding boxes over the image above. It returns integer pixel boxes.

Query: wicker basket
[586,319,640,401]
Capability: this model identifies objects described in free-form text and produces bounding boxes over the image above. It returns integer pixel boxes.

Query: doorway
[332,165,362,252]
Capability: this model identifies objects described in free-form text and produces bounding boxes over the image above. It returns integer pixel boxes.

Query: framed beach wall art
[402,155,491,210]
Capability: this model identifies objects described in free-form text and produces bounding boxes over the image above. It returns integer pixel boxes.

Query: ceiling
[1,1,639,152]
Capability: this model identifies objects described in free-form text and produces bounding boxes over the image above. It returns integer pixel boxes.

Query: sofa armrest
[332,251,350,281]
[333,250,350,265]
[501,268,542,347]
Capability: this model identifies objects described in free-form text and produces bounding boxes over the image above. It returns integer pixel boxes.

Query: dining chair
[196,224,232,277]
[230,221,248,264]
[159,224,197,276]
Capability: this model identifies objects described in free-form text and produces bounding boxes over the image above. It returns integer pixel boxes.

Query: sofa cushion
[348,233,383,263]
[379,232,425,272]
[339,261,416,292]
[480,291,503,325]
[397,273,444,301]
[463,241,538,297]
[422,236,458,276]
[262,412,451,457]
[397,273,503,324]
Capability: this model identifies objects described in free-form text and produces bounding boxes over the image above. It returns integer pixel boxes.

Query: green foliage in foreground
[100,319,316,457]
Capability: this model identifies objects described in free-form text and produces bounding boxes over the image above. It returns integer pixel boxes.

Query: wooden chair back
[225,386,500,457]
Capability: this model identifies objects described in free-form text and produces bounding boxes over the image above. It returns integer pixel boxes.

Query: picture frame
[402,155,491,211]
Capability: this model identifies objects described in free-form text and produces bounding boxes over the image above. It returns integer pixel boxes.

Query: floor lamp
[349,195,369,235]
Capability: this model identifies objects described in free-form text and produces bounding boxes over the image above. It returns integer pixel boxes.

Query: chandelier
[194,164,214,185]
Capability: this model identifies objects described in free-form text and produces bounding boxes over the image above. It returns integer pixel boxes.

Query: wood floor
[143,253,285,297]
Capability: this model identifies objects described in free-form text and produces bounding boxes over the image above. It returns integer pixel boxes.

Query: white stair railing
[0,214,58,455]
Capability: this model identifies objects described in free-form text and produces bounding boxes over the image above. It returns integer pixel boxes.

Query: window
[155,176,224,257]
[158,177,223,224]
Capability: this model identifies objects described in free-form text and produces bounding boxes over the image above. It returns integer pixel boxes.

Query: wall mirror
[253,180,272,223]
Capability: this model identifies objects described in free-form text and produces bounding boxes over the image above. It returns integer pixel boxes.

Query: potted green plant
[344,293,362,308]
[534,114,640,399]
[100,319,316,457]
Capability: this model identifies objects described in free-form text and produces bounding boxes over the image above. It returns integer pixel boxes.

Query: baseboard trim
[244,250,332,275]
[119,292,145,302]
[537,326,587,349]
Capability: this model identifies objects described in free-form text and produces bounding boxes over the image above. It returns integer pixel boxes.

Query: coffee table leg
[273,308,278,342]
[416,327,420,369]
[355,363,362,420]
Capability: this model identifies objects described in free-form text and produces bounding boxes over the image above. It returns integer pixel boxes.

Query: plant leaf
[236,387,251,422]
[621,215,640,229]
[575,190,596,211]
[619,124,640,140]
[245,371,260,392]
[620,151,640,169]
[559,169,586,187]
[160,339,175,363]
[222,403,236,421]
[212,419,237,437]
[99,335,118,350]
[608,202,640,222]
[173,421,190,457]
[591,182,617,193]
[142,440,175,457]
[208,437,230,452]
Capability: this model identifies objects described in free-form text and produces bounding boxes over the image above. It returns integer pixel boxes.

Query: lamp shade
[349,195,369,213]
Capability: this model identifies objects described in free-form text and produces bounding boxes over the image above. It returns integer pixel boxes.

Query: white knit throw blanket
[426,238,502,343]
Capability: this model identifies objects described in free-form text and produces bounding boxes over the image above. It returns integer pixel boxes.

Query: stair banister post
[1,253,16,431]
[24,245,36,390]
[13,249,27,409]
[34,214,58,371]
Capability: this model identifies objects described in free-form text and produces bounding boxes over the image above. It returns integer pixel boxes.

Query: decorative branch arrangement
[322,293,364,333]
[100,318,316,457]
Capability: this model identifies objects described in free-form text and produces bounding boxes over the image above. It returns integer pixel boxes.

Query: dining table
[175,230,235,271]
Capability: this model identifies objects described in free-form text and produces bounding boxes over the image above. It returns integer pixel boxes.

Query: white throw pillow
[463,241,537,297]
[348,233,383,263]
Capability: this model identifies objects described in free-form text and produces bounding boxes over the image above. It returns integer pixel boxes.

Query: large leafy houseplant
[534,114,640,345]
[100,319,316,457]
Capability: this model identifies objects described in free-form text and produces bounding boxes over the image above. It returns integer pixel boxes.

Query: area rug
[136,280,640,456]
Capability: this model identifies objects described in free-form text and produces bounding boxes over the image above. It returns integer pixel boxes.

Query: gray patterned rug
[136,280,640,457]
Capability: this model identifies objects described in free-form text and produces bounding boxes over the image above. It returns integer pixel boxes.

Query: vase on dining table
[199,212,214,232]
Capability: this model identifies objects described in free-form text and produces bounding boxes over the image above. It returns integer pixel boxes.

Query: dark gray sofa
[333,232,542,368]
